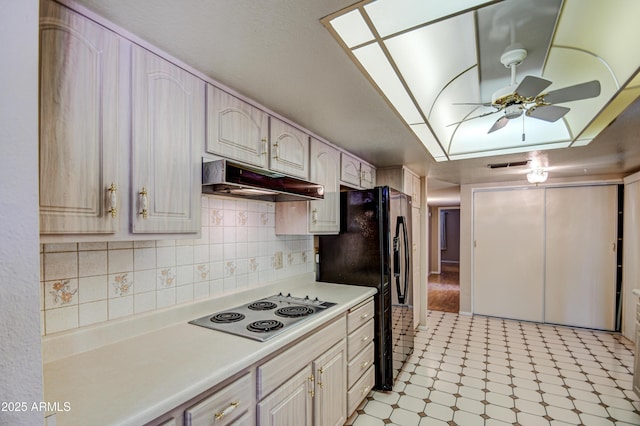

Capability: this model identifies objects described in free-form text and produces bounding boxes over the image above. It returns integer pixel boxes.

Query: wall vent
[487,160,530,169]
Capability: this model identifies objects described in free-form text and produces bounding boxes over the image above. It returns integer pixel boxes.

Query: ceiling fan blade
[527,104,570,122]
[515,75,553,98]
[452,102,494,107]
[488,116,509,133]
[446,109,500,127]
[543,80,601,104]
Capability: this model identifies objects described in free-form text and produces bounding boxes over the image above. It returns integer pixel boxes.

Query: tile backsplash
[40,196,314,335]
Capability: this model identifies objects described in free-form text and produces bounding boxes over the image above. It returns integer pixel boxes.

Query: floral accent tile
[237,211,248,226]
[48,279,78,306]
[195,263,209,282]
[301,251,308,263]
[272,251,283,270]
[249,258,258,272]
[225,261,236,276]
[111,273,133,297]
[158,268,176,288]
[287,253,294,265]
[259,213,268,226]
[210,209,223,226]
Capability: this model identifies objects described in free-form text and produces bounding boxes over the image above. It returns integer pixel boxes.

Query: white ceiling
[70,0,640,198]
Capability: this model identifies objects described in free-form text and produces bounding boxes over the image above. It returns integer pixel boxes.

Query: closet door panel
[473,189,545,322]
[544,185,617,330]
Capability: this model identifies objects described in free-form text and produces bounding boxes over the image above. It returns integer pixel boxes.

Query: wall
[40,196,314,335]
[0,1,44,424]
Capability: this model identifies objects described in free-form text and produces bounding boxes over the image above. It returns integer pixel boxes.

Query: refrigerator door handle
[394,216,409,304]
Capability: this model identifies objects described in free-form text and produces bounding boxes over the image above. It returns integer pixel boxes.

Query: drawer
[184,372,252,426]
[348,298,374,334]
[347,365,375,416]
[347,318,374,362]
[347,341,374,389]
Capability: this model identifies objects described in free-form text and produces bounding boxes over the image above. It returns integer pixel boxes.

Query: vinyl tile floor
[345,310,640,426]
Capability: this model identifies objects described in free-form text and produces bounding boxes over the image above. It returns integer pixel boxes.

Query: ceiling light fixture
[526,168,548,184]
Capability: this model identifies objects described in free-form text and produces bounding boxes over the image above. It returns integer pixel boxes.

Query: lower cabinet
[258,365,313,425]
[257,317,347,426]
[147,314,354,426]
[346,298,375,417]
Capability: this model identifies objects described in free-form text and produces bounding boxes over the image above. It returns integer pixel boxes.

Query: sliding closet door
[545,185,617,330]
[473,189,545,322]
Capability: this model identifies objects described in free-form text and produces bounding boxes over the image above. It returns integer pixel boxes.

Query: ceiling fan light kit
[527,168,549,184]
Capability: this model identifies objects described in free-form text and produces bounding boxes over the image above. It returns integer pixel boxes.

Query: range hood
[202,159,324,202]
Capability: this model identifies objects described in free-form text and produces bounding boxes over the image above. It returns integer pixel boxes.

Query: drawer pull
[361,335,370,343]
[361,361,369,370]
[361,385,371,396]
[214,401,239,421]
[360,313,370,320]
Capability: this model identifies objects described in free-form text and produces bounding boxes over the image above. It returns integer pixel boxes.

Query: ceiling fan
[451,46,601,134]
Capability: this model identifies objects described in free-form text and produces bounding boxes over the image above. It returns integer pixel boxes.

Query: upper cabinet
[40,0,202,239]
[269,118,310,179]
[340,152,375,189]
[39,0,121,234]
[377,166,421,205]
[309,138,340,234]
[206,84,269,168]
[275,138,340,235]
[130,45,204,234]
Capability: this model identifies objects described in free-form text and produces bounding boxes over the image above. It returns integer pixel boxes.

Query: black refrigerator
[318,186,414,391]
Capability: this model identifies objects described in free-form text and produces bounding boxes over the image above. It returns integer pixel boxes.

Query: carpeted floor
[427,263,459,313]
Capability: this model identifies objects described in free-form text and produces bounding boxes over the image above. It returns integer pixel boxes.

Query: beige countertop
[42,274,376,426]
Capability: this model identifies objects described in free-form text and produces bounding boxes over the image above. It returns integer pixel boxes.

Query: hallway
[428,263,460,313]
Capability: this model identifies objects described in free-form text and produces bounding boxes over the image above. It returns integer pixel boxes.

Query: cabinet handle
[139,187,148,219]
[107,183,117,218]
[273,141,280,160]
[214,401,239,422]
[308,374,315,398]
[360,313,369,320]
[612,242,616,251]
[361,361,369,370]
[261,137,268,155]
[312,208,318,224]
[361,385,370,396]
[361,335,370,343]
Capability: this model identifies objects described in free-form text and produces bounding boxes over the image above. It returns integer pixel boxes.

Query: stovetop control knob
[314,297,319,302]
[304,295,309,300]
[287,293,291,298]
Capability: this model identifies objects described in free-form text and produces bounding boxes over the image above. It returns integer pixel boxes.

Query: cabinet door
[206,85,268,168]
[544,185,617,330]
[309,138,340,234]
[473,189,545,322]
[131,45,203,233]
[257,366,313,426]
[412,174,421,205]
[269,118,309,179]
[39,0,121,234]
[340,153,361,188]
[360,163,376,189]
[313,341,347,426]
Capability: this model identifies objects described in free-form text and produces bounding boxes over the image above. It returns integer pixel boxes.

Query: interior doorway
[428,207,460,313]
